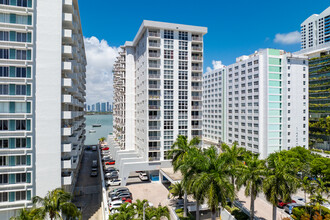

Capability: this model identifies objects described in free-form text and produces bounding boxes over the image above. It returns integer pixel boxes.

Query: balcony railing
[192,76,202,81]
[192,86,202,90]
[192,36,202,41]
[149,147,160,151]
[192,115,202,119]
[192,66,203,71]
[149,63,160,68]
[149,136,160,140]
[149,157,160,161]
[149,115,160,120]
[149,53,160,58]
[192,46,203,51]
[149,74,160,79]
[149,32,160,37]
[149,84,160,89]
[149,126,160,130]
[192,96,202,101]
[192,56,203,61]
[149,95,160,100]
[149,42,160,47]
[192,106,202,110]
[149,105,161,110]
[192,125,202,129]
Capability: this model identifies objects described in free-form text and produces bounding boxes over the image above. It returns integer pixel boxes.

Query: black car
[102,156,113,162]
[104,167,117,173]
[90,171,98,177]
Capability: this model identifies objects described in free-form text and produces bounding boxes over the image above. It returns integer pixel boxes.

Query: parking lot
[73,147,102,220]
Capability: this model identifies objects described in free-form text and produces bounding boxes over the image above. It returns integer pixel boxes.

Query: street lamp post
[143,202,147,220]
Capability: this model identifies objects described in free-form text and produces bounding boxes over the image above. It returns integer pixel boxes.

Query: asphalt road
[73,148,102,220]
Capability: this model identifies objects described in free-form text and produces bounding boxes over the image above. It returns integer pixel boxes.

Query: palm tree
[133,199,148,218]
[236,154,266,220]
[222,142,247,186]
[10,208,33,220]
[110,203,136,220]
[263,154,299,220]
[168,182,184,200]
[309,178,330,216]
[99,137,106,144]
[169,135,200,217]
[191,146,235,220]
[32,188,81,220]
[152,206,170,220]
[300,176,314,211]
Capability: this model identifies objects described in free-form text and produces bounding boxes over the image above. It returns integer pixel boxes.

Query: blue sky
[80,0,329,104]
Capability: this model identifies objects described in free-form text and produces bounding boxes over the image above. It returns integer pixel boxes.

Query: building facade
[296,7,330,150]
[0,0,86,217]
[203,49,309,159]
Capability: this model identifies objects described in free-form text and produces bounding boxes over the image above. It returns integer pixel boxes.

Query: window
[164,80,173,89]
[164,111,173,119]
[15,191,26,201]
[178,71,187,80]
[164,70,173,79]
[164,40,173,49]
[179,41,188,50]
[179,111,187,119]
[0,0,9,5]
[0,31,8,41]
[16,173,26,183]
[0,156,8,166]
[179,31,188,40]
[0,49,9,59]
[16,155,27,166]
[17,32,27,42]
[178,61,188,70]
[178,101,188,110]
[0,139,8,148]
[164,30,173,39]
[0,66,8,77]
[179,51,188,60]
[164,60,173,69]
[164,90,173,99]
[16,138,27,148]
[16,85,26,95]
[16,67,27,78]
[164,50,173,59]
[164,121,173,129]
[178,120,188,129]
[178,91,187,99]
[17,0,27,7]
[0,120,8,130]
[179,81,187,90]
[16,120,26,130]
[0,192,8,202]
[164,100,173,109]
[0,174,8,184]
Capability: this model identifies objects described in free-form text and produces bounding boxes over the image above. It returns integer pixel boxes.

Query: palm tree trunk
[272,205,277,220]
[211,210,216,220]
[196,200,200,220]
[250,188,255,220]
[184,191,187,218]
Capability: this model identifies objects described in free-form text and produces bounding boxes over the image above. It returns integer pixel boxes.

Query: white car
[139,172,149,181]
[109,200,123,210]
[106,179,121,186]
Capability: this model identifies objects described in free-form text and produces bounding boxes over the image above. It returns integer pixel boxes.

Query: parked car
[109,200,123,210]
[104,160,115,165]
[92,168,98,172]
[106,179,121,186]
[292,196,306,205]
[102,147,109,151]
[278,199,296,208]
[90,171,98,177]
[105,172,118,180]
[111,192,132,202]
[91,160,98,168]
[122,197,132,203]
[105,167,117,173]
[92,146,97,151]
[139,172,149,181]
[284,203,303,214]
[85,146,91,151]
[102,156,112,162]
[109,187,129,195]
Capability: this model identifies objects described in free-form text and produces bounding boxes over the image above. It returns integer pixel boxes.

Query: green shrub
[292,206,330,219]
[231,209,249,220]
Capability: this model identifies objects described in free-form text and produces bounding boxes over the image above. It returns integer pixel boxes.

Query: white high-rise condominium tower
[0,0,86,218]
[203,49,309,159]
[112,20,207,185]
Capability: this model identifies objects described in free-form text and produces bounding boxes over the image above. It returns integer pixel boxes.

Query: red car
[278,199,296,208]
[122,198,132,203]
[105,161,115,165]
[102,147,109,151]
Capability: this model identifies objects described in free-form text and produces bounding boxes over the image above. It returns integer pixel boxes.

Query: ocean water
[84,114,113,145]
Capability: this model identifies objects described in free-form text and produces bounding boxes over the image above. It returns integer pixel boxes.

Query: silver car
[284,203,303,214]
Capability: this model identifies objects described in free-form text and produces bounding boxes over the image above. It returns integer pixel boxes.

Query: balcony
[149,74,160,79]
[61,143,72,153]
[192,66,203,71]
[149,136,160,140]
[149,42,160,47]
[62,61,73,73]
[192,46,203,51]
[149,52,160,58]
[149,157,160,161]
[62,78,72,87]
[149,95,160,100]
[149,84,160,89]
[149,105,160,110]
[149,146,160,151]
[192,106,202,110]
[192,115,202,119]
[149,126,160,130]
[62,45,72,57]
[62,111,84,119]
[62,157,73,169]
[192,56,203,61]
[192,36,203,41]
[192,86,202,91]
[192,125,202,129]
[192,76,202,81]
[62,127,73,136]
[149,32,160,37]
[149,63,160,69]
[192,96,202,101]
[61,172,73,185]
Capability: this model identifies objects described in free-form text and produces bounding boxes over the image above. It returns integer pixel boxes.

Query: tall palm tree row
[169,136,328,220]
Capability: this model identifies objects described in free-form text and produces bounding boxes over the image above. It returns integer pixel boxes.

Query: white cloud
[274,31,300,44]
[206,60,225,72]
[84,36,119,105]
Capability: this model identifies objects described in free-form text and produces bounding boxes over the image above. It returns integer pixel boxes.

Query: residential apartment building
[112,20,207,185]
[0,0,86,218]
[203,49,309,159]
[296,6,330,150]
